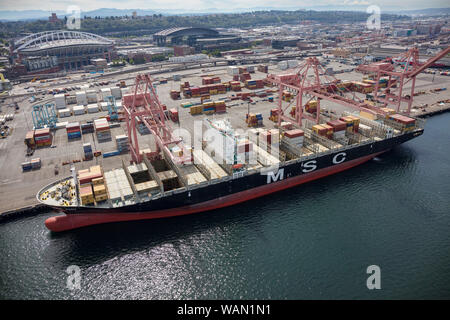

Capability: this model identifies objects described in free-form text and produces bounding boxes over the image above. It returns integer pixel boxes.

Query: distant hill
[394,7,450,16]
[1,6,448,21]
[0,6,426,21]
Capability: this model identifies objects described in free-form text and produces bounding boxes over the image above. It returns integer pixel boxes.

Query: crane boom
[356,46,450,114]
[408,47,450,78]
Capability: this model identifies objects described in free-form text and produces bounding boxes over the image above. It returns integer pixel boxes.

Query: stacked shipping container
[246,113,263,127]
[78,165,105,205]
[83,143,93,160]
[66,122,81,139]
[104,169,133,202]
[94,118,111,141]
[34,128,52,147]
[283,129,304,148]
[115,135,129,153]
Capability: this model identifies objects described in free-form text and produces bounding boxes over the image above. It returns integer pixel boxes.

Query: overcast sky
[0,0,448,11]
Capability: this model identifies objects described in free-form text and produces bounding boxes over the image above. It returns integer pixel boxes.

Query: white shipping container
[56,121,69,129]
[108,190,122,202]
[285,137,304,145]
[101,88,112,101]
[72,105,85,115]
[86,90,96,97]
[75,91,87,105]
[110,87,121,99]
[87,104,99,113]
[54,93,66,109]
[66,95,77,105]
[86,90,97,103]
[58,108,71,118]
[115,134,128,141]
[227,66,239,75]
[121,88,129,96]
[122,188,134,199]
[358,123,372,136]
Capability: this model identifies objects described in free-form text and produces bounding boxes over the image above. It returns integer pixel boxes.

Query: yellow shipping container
[347,115,360,125]
[312,124,325,134]
[380,107,395,115]
[308,100,318,108]
[95,194,108,202]
[93,184,107,195]
[90,165,102,174]
[322,124,333,134]
[92,177,104,185]
[189,106,202,115]
[202,101,214,107]
[81,195,95,205]
[359,110,377,120]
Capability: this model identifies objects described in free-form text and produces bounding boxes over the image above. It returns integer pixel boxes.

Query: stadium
[12,30,115,71]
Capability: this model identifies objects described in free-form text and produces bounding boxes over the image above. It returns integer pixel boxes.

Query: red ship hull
[45,151,385,232]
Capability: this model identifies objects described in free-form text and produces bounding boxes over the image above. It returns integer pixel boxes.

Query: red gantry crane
[122,74,191,165]
[356,46,450,114]
[266,56,381,127]
[267,46,450,126]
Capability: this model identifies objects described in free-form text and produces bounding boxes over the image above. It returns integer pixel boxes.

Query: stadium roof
[153,27,219,37]
[14,30,114,53]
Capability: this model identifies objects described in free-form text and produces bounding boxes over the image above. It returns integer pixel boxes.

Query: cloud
[344,0,370,5]
[0,0,448,11]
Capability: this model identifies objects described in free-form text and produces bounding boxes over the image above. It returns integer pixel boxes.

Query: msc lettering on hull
[266,168,284,184]
[302,160,317,173]
[333,152,346,164]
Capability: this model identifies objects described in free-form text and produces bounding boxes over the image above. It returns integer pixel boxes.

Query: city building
[48,13,59,23]
[173,45,195,56]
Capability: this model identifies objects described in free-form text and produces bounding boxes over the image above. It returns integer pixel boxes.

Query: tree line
[0,10,410,39]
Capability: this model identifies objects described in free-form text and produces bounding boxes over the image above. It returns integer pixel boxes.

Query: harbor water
[1,113,450,299]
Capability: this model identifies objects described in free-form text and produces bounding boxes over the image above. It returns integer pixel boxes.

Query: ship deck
[37,111,425,210]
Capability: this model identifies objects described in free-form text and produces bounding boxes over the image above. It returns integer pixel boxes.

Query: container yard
[1,47,450,218]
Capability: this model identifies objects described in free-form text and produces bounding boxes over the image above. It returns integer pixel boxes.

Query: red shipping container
[215,105,226,113]
[79,172,102,185]
[390,114,415,124]
[237,142,252,153]
[284,129,304,138]
[202,77,212,85]
[95,126,110,132]
[260,131,271,144]
[327,120,347,132]
[34,128,50,137]
[270,109,279,116]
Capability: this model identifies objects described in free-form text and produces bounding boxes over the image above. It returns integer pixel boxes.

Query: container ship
[38,110,424,232]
